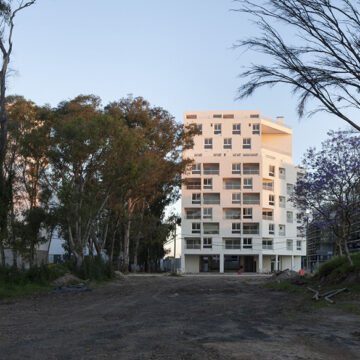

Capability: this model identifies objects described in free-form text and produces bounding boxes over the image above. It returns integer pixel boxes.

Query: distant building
[181,111,306,273]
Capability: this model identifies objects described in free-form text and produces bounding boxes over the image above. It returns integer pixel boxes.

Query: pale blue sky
[10,0,346,166]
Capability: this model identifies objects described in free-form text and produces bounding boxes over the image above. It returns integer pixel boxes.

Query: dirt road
[0,275,359,360]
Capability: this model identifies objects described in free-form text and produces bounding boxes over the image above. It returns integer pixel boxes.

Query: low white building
[181,111,306,273]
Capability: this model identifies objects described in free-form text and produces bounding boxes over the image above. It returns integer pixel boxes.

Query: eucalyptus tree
[235,0,360,131]
[0,0,36,264]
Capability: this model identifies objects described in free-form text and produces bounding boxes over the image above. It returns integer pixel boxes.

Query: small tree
[293,130,360,265]
[234,0,360,131]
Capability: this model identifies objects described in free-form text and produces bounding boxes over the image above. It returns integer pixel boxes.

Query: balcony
[203,223,219,234]
[262,182,274,191]
[203,193,220,205]
[186,238,201,249]
[185,179,201,190]
[243,163,259,175]
[243,193,260,205]
[224,179,241,190]
[224,209,241,220]
[262,214,273,221]
[186,208,201,219]
[243,223,259,235]
[224,239,241,250]
[203,163,219,175]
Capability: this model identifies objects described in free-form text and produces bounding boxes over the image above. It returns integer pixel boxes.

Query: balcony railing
[279,202,285,208]
[186,214,201,219]
[186,243,201,249]
[279,231,285,236]
[262,215,273,221]
[243,199,260,205]
[224,215,241,219]
[224,184,241,189]
[204,169,219,175]
[203,199,220,204]
[262,244,273,250]
[186,184,201,189]
[243,229,259,235]
[243,169,259,175]
[262,183,274,191]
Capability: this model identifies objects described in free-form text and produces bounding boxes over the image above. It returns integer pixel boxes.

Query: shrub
[71,256,114,281]
[318,252,360,280]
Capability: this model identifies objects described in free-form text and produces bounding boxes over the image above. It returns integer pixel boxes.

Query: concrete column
[181,254,185,274]
[275,254,279,271]
[258,253,263,273]
[291,255,294,271]
[219,254,224,273]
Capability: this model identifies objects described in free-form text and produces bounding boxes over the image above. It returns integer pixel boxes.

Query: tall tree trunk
[146,247,151,273]
[0,243,5,266]
[122,218,131,273]
[343,237,353,266]
[133,234,140,273]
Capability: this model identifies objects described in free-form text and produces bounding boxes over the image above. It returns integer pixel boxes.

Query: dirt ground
[0,275,359,360]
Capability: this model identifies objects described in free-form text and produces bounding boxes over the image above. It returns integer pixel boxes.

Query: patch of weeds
[169,272,182,277]
[0,283,53,299]
[343,304,360,315]
[349,284,360,293]
[310,300,330,310]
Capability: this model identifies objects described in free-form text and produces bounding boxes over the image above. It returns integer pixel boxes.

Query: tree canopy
[234,0,360,131]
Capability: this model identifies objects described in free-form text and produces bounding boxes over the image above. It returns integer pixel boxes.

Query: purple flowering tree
[293,130,360,266]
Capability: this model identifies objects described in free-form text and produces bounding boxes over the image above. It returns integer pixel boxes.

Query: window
[232,123,241,134]
[203,223,219,234]
[192,163,201,175]
[213,114,222,118]
[203,237,212,249]
[204,138,213,149]
[243,208,252,219]
[232,193,241,204]
[224,179,241,189]
[214,124,222,135]
[243,238,252,249]
[225,239,241,249]
[224,114,234,119]
[287,183,294,195]
[279,196,286,208]
[243,178,253,190]
[296,240,302,251]
[252,123,260,134]
[243,138,251,149]
[186,114,197,119]
[186,238,200,249]
[287,211,293,223]
[279,224,286,236]
[192,223,201,234]
[203,178,213,189]
[192,193,201,204]
[250,114,259,118]
[232,223,241,234]
[203,208,212,219]
[197,124,202,135]
[269,224,275,235]
[286,239,293,251]
[224,138,232,149]
[203,193,220,204]
[269,165,275,177]
[232,163,241,174]
[186,209,201,219]
[262,239,273,249]
[279,167,286,179]
[269,195,275,206]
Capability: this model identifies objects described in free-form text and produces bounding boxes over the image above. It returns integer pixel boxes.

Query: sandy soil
[0,275,359,360]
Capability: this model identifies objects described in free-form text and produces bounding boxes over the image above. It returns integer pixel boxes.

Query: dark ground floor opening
[199,255,256,273]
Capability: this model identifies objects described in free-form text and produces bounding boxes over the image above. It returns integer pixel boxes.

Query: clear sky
[10,0,348,255]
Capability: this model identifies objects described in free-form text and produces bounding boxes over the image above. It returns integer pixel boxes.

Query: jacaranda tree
[293,130,360,265]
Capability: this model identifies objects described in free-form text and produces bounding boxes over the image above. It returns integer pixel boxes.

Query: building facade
[181,111,306,273]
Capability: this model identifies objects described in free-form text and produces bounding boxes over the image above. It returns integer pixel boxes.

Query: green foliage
[318,252,360,280]
[68,256,115,281]
[343,305,360,315]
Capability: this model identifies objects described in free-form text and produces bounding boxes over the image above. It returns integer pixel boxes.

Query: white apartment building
[181,111,306,273]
